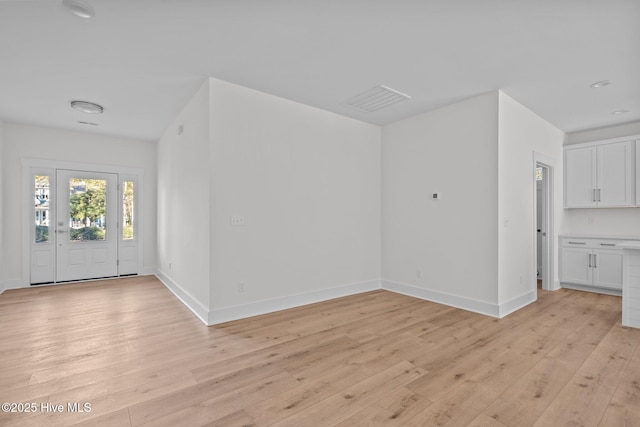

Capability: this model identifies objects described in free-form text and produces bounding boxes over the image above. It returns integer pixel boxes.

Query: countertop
[617,241,640,249]
[560,234,640,240]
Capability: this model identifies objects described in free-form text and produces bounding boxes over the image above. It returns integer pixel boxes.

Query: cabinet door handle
[568,241,586,245]
[593,254,597,268]
[592,189,596,202]
[588,253,592,267]
[597,188,601,202]
[600,243,616,247]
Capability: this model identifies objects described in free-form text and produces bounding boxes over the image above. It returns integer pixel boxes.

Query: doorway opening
[24,159,143,286]
[534,154,554,292]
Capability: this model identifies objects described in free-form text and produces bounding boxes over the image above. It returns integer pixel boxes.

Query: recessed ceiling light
[62,0,95,19]
[590,80,612,88]
[612,110,629,115]
[71,100,103,114]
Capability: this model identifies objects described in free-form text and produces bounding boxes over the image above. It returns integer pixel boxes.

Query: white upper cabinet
[564,138,636,208]
[565,146,597,208]
[597,141,635,206]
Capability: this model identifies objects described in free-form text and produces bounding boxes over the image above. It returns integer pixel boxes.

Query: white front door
[55,170,118,282]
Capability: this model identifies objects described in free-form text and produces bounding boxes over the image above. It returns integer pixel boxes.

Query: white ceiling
[0,0,638,141]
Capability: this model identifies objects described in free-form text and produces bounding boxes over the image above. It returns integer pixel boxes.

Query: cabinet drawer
[561,238,595,248]
[560,238,629,249]
[595,240,622,248]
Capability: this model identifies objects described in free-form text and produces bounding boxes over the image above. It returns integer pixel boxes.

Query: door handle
[597,188,601,202]
[593,254,597,268]
[588,253,592,267]
[56,229,68,233]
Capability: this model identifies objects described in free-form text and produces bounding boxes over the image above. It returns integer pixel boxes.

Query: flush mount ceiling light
[70,100,103,114]
[62,0,95,19]
[342,85,412,113]
[590,80,612,88]
[612,110,629,115]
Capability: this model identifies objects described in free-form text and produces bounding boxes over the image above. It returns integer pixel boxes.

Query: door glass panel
[122,181,134,240]
[68,178,107,241]
[34,175,50,243]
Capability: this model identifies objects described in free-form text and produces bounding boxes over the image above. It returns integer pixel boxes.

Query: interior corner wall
[1,122,158,287]
[207,78,382,322]
[157,80,211,316]
[381,92,500,315]
[562,122,640,236]
[497,91,565,310]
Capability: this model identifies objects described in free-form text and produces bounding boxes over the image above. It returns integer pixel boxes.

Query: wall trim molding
[141,266,157,276]
[208,279,382,325]
[381,279,500,317]
[1,279,26,291]
[561,283,621,297]
[155,271,210,325]
[498,290,537,318]
[155,276,548,326]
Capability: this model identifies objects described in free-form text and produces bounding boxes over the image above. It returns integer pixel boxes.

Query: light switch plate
[230,215,245,226]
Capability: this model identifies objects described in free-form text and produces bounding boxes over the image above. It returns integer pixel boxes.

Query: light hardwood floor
[1,276,640,426]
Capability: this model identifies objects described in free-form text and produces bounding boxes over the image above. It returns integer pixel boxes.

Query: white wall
[1,122,157,286]
[382,92,501,314]
[157,80,211,318]
[497,92,565,308]
[208,78,381,322]
[562,122,640,236]
[0,119,4,293]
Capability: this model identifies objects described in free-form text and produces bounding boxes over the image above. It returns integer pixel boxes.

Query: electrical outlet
[417,269,423,278]
[238,281,245,293]
[231,215,245,226]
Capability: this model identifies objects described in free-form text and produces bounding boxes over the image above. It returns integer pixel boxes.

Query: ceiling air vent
[342,85,411,113]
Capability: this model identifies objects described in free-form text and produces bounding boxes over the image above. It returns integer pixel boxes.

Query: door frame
[21,158,144,286]
[533,152,555,292]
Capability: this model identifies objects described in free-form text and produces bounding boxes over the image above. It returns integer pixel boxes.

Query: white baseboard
[157,275,540,326]
[141,266,157,276]
[381,279,500,317]
[155,270,210,325]
[560,282,621,297]
[498,290,537,318]
[2,279,26,291]
[208,279,382,325]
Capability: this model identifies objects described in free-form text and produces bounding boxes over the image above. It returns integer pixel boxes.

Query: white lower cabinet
[561,247,593,286]
[593,249,623,289]
[560,237,630,294]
